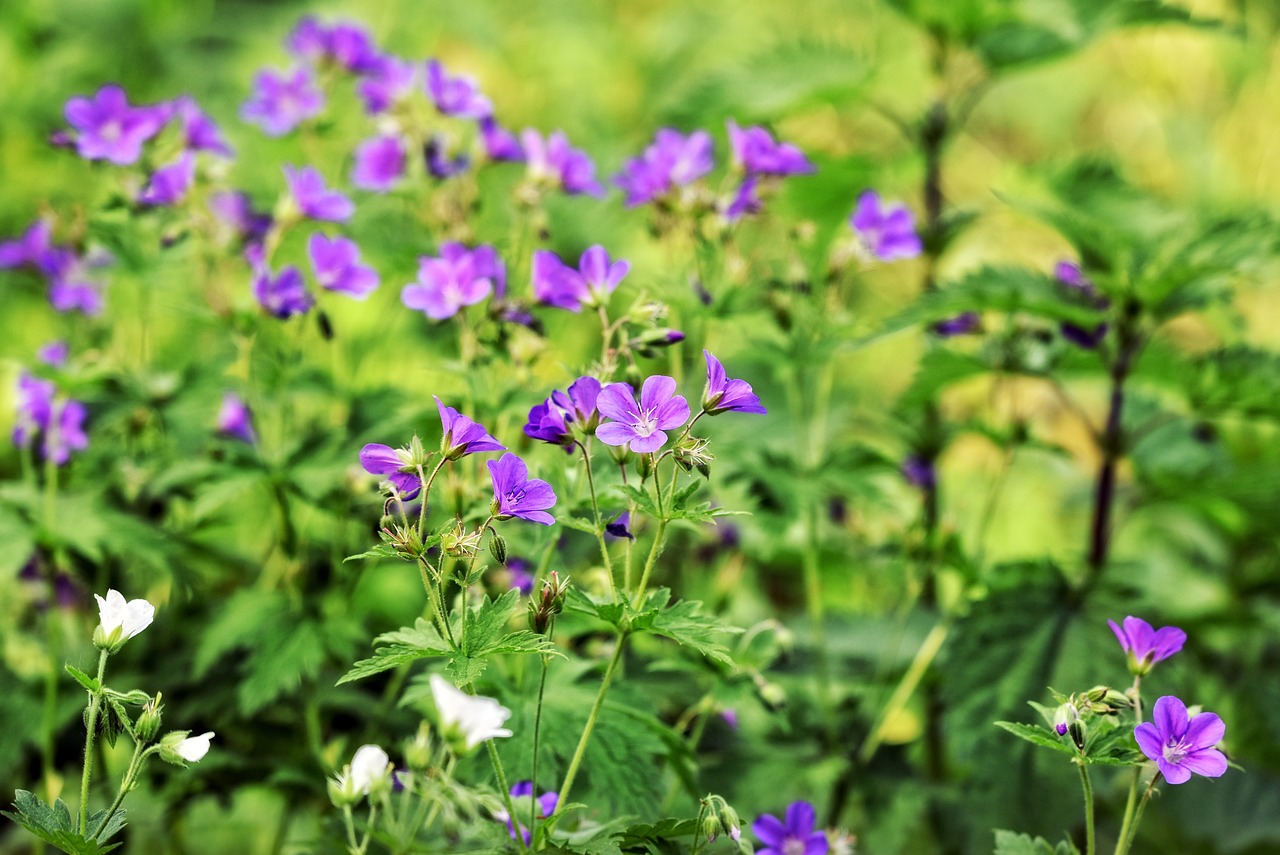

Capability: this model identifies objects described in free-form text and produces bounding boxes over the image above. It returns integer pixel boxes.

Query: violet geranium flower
[931,311,981,337]
[307,233,379,299]
[351,135,407,193]
[13,374,89,466]
[63,84,166,165]
[425,59,492,119]
[37,341,70,367]
[531,245,630,312]
[596,376,690,454]
[524,376,602,451]
[357,55,418,114]
[521,129,604,197]
[217,393,256,444]
[0,220,53,269]
[727,120,814,176]
[210,192,272,247]
[249,247,313,319]
[500,781,560,844]
[752,801,828,855]
[488,453,557,525]
[1108,616,1186,676]
[402,243,504,320]
[285,165,355,222]
[359,443,423,500]
[702,351,766,415]
[614,128,714,207]
[435,397,505,459]
[241,67,325,137]
[479,116,523,162]
[849,191,922,262]
[169,95,233,157]
[138,152,196,207]
[1134,696,1228,785]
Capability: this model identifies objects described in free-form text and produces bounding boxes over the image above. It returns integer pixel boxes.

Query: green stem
[91,744,153,840]
[551,635,627,823]
[1078,763,1095,855]
[632,519,669,609]
[530,655,551,848]
[859,622,949,763]
[78,650,109,834]
[579,443,618,601]
[341,804,360,854]
[487,739,528,855]
[1115,775,1157,855]
[1113,770,1142,855]
[357,803,379,855]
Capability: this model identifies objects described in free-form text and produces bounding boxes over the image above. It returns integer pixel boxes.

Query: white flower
[429,674,513,750]
[94,589,155,640]
[348,744,390,795]
[175,732,214,762]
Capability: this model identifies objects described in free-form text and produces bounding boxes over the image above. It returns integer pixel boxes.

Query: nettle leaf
[451,589,562,683]
[993,828,1079,855]
[64,665,99,694]
[615,485,660,519]
[338,618,452,684]
[239,619,325,715]
[2,791,125,855]
[565,587,628,630]
[993,721,1076,757]
[974,23,1077,71]
[898,348,991,410]
[631,588,740,665]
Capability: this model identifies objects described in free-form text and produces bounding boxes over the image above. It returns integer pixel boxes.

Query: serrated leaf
[993,828,1079,855]
[343,543,405,562]
[565,587,628,629]
[558,515,600,535]
[238,619,325,715]
[338,618,452,684]
[974,23,1076,70]
[2,791,124,855]
[632,588,740,665]
[64,665,99,694]
[615,485,659,518]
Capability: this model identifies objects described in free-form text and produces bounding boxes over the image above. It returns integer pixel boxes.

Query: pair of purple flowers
[12,373,89,466]
[0,219,112,316]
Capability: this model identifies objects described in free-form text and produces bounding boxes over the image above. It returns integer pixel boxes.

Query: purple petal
[1184,711,1225,751]
[1152,696,1188,742]
[596,383,639,423]
[752,814,787,847]
[639,375,677,413]
[1107,618,1129,653]
[1180,747,1228,779]
[628,429,667,454]
[784,802,816,836]
[1134,722,1163,763]
[594,423,637,448]
[359,443,403,476]
[1157,756,1192,785]
[1149,627,1187,663]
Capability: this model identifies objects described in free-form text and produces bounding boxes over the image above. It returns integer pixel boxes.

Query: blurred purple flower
[217,393,256,444]
[723,177,762,222]
[1134,696,1227,785]
[425,59,492,119]
[479,116,523,161]
[42,249,107,316]
[37,341,69,367]
[359,443,422,500]
[1056,261,1109,348]
[425,136,471,179]
[249,247,313,318]
[170,95,233,156]
[210,192,272,246]
[720,708,739,730]
[13,373,55,450]
[357,55,418,113]
[436,396,505,459]
[901,455,935,490]
[0,220,54,269]
[308,233,379,299]
[488,453,557,525]
[703,350,766,415]
[327,22,382,74]
[727,120,813,176]
[285,165,354,222]
[502,781,559,844]
[521,129,604,197]
[139,152,196,207]
[615,128,714,206]
[13,374,88,465]
[286,16,330,63]
[850,191,922,261]
[532,245,629,312]
[753,802,828,855]
[352,135,407,193]
[402,243,503,320]
[63,84,165,165]
[1108,616,1186,676]
[932,311,981,337]
[241,67,324,137]
[596,376,690,454]
[507,558,535,596]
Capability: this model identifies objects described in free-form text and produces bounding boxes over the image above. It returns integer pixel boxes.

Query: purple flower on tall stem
[249,248,313,319]
[217,393,256,444]
[359,443,422,500]
[702,351,766,416]
[752,801,828,855]
[1108,616,1186,676]
[436,396,505,459]
[479,116,523,162]
[169,95,233,156]
[727,120,814,176]
[524,376,602,451]
[531,245,629,312]
[521,129,604,197]
[614,128,714,207]
[501,781,560,843]
[425,59,493,119]
[357,55,418,114]
[488,453,557,525]
[285,165,355,222]
[63,85,165,165]
[849,191,922,261]
[932,311,981,337]
[0,220,54,269]
[402,243,504,320]
[352,135,407,193]
[138,152,196,207]
[596,376,690,454]
[1134,696,1227,785]
[241,67,324,137]
[307,233,379,299]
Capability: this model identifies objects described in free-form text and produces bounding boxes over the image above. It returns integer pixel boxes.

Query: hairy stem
[78,650,110,834]
[551,635,627,822]
[1078,763,1096,855]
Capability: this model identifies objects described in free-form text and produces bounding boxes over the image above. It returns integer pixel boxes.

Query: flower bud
[628,328,685,358]
[136,693,164,744]
[158,730,215,765]
[384,525,425,560]
[489,533,508,566]
[328,768,361,808]
[405,723,433,771]
[636,452,654,481]
[529,571,570,635]
[757,681,787,710]
[1053,702,1078,738]
[442,520,483,558]
[701,811,725,842]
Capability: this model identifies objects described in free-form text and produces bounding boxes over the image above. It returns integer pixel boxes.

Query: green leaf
[631,589,740,665]
[557,515,600,535]
[63,665,99,694]
[2,790,124,855]
[993,721,1076,757]
[338,618,452,684]
[898,348,991,410]
[237,619,325,715]
[974,23,1076,71]
[343,543,405,562]
[993,828,1079,855]
[565,587,628,630]
[449,590,562,683]
[615,485,659,518]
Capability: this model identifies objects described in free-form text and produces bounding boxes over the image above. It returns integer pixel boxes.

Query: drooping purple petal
[352,135,406,193]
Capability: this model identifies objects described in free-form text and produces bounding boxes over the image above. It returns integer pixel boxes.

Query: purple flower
[170,95,233,156]
[0,220,54,269]
[531,245,629,312]
[932,311,981,337]
[507,559,535,596]
[723,177,762,222]
[308,233,379,299]
[326,23,382,74]
[521,129,604,197]
[1108,616,1186,676]
[37,341,69,367]
[360,443,422,500]
[425,59,492,119]
[217,393,256,444]
[753,802,828,855]
[285,16,330,63]
[727,120,814,176]
[351,135,407,193]
[901,455,935,490]
[488,453,557,525]
[479,116,523,162]
[720,708,739,730]
[357,55,418,114]
[285,165,354,222]
[138,152,196,207]
[702,351,766,415]
[596,376,690,454]
[1056,261,1109,348]
[436,396,505,459]
[249,247,313,319]
[13,373,55,449]
[241,67,324,137]
[849,191,922,261]
[210,192,272,246]
[1134,696,1227,785]
[46,400,89,465]
[1055,261,1096,295]
[502,781,559,844]
[524,376,602,451]
[605,511,633,540]
[425,136,471,179]
[615,129,714,206]
[402,243,503,320]
[13,374,88,465]
[63,85,165,165]
[43,250,107,316]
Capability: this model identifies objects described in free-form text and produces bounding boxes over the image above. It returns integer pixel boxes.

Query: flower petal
[1180,747,1228,779]
[360,443,403,476]
[1152,695,1188,742]
[784,801,816,836]
[752,814,787,847]
[1134,722,1163,763]
[639,375,677,413]
[1185,711,1225,750]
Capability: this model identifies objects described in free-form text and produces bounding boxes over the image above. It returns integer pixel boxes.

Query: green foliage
[992,829,1079,855]
[2,791,126,855]
[630,589,741,666]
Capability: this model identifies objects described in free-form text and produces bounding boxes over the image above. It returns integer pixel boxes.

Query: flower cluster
[12,371,89,465]
[0,220,112,315]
